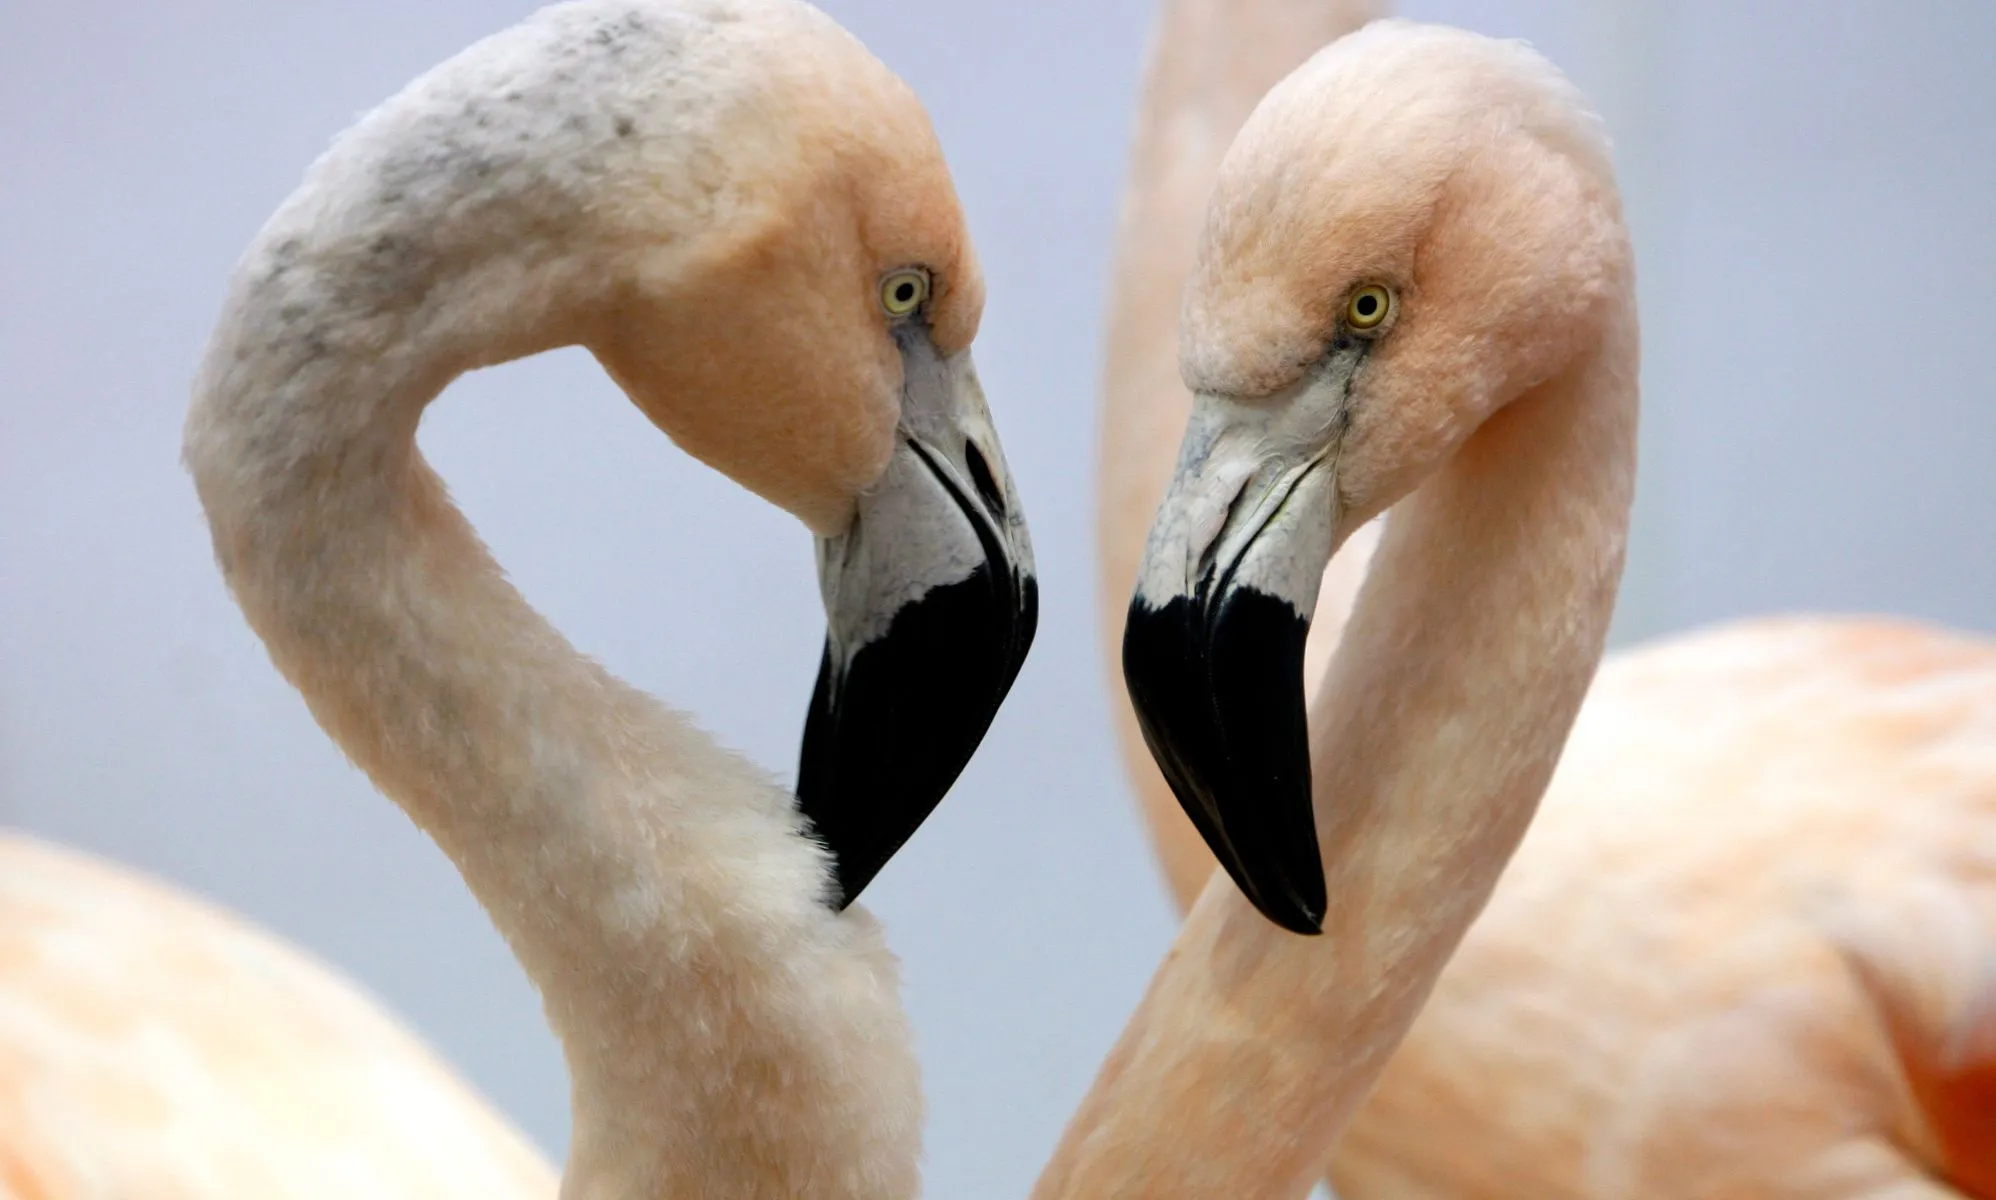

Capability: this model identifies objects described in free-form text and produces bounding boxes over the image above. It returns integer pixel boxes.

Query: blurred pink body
[0,835,554,1198]
[1338,620,1996,1198]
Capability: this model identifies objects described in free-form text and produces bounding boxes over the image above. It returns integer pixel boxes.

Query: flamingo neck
[1295,295,1640,1108]
[184,194,918,1200]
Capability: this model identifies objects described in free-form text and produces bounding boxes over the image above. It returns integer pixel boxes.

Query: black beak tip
[1123,586,1326,936]
[798,562,1036,909]
[1254,882,1327,936]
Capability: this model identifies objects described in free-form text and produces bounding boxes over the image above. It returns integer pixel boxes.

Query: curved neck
[1101,0,1389,910]
[1041,302,1638,1198]
[187,200,917,1200]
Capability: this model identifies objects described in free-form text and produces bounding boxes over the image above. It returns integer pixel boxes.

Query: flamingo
[1039,19,1640,1195]
[0,833,557,1196]
[1091,11,1996,1199]
[6,0,1040,1193]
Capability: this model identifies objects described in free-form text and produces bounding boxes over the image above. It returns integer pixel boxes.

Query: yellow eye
[880,269,929,317]
[1346,284,1392,330]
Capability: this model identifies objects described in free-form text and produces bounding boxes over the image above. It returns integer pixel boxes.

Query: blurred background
[1,1,1991,1196]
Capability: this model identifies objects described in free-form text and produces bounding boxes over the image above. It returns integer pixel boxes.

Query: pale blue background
[2,2,1992,1195]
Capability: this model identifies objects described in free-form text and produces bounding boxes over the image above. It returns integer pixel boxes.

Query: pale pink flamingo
[1078,15,1996,1199]
[4,0,1037,1193]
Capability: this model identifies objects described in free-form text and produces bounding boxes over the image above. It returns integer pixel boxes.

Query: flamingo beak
[799,337,1037,908]
[1120,352,1362,935]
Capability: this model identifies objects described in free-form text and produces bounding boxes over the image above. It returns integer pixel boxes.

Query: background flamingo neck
[1101,0,1390,910]
[1100,0,1392,651]
[185,227,918,1194]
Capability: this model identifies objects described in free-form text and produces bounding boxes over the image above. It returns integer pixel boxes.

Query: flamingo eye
[1346,284,1392,331]
[880,269,929,317]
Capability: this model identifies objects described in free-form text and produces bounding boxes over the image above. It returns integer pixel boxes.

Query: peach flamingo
[1080,13,1996,1199]
[1042,21,1641,1193]
[5,0,1037,1194]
